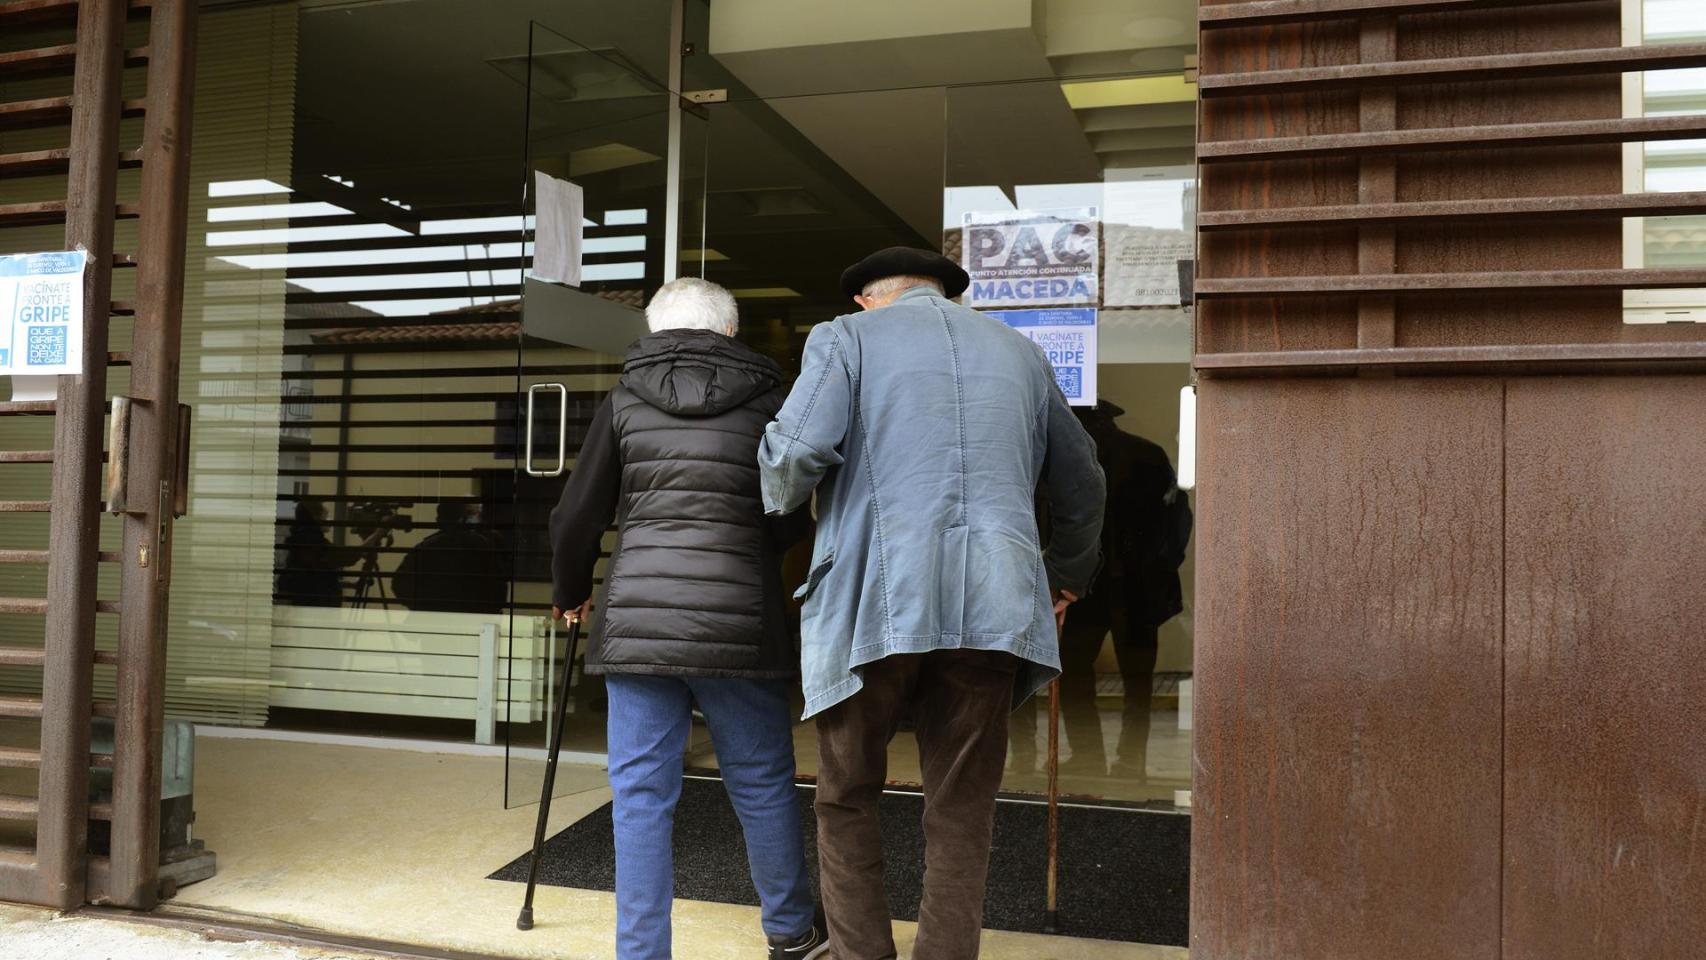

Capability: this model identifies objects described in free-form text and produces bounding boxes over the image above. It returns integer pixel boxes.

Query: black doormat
[489,778,1188,946]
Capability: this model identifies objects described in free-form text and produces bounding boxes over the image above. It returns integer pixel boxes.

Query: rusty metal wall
[1502,376,1706,960]
[1194,0,1706,956]
[1192,377,1504,959]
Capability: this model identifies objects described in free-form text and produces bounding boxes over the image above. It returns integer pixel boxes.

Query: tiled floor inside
[169,735,1188,959]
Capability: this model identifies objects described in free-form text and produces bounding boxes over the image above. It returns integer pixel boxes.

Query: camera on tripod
[348,499,415,540]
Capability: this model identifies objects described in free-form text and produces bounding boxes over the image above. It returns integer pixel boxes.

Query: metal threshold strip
[79,905,517,960]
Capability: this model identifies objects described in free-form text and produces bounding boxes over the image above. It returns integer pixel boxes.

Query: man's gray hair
[646,277,740,335]
[860,274,944,301]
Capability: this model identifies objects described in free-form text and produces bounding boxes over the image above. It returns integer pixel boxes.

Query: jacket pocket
[793,552,834,602]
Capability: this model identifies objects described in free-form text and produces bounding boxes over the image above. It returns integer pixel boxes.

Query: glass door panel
[503,18,689,807]
[945,78,1197,806]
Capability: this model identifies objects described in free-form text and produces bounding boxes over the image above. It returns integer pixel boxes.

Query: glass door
[945,77,1197,806]
[502,16,700,807]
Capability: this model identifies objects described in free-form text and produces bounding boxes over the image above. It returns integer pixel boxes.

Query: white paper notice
[532,172,584,287]
[1,250,86,378]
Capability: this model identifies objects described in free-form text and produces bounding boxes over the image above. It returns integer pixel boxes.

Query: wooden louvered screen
[0,0,195,910]
[1191,1,1706,957]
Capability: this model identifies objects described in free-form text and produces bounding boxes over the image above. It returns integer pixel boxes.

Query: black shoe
[768,912,830,960]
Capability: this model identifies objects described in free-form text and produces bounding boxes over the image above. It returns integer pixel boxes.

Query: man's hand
[1053,589,1079,630]
[550,602,591,628]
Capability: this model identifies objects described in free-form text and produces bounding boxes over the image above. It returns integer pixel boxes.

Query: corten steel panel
[1503,377,1706,960]
[1191,378,1504,960]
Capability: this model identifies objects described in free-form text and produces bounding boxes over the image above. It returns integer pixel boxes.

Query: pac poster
[0,250,86,377]
[994,307,1097,406]
[962,207,1099,309]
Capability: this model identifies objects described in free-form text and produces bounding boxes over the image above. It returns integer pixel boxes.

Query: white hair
[646,277,739,335]
[860,274,943,301]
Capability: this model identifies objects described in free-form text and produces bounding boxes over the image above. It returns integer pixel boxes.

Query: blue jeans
[605,674,815,960]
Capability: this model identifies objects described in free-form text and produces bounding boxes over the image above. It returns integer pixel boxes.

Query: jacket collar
[895,285,944,305]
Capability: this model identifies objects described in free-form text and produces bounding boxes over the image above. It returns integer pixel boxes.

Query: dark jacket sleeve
[549,393,621,610]
[1038,362,1106,596]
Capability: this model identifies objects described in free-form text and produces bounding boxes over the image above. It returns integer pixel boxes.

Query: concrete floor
[172,736,1188,960]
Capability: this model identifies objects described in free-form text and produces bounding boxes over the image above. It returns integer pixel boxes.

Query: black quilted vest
[588,329,794,678]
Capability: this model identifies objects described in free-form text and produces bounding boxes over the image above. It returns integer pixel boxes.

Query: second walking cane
[516,615,582,931]
[1043,604,1065,934]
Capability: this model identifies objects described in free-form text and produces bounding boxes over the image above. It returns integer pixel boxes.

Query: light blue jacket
[758,286,1106,718]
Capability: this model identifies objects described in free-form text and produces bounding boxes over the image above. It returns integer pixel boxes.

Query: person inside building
[1010,401,1193,783]
[758,247,1106,960]
[391,501,506,614]
[274,498,388,607]
[548,277,828,960]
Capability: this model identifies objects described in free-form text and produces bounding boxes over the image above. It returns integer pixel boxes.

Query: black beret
[839,246,971,301]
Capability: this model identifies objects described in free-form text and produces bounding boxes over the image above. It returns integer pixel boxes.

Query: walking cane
[1043,607,1065,934]
[517,615,582,931]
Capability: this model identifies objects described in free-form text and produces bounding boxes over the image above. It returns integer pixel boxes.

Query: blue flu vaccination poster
[994,307,1097,406]
[0,250,86,377]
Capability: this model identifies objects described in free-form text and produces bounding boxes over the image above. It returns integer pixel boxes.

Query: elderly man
[551,277,828,960]
[758,247,1106,959]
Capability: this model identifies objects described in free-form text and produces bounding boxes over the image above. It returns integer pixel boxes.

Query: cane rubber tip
[517,908,534,930]
[1043,910,1059,935]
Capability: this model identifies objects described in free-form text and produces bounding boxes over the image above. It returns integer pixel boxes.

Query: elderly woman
[550,277,827,960]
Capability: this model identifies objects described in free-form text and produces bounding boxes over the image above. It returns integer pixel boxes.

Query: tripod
[350,535,393,610]
[516,616,583,930]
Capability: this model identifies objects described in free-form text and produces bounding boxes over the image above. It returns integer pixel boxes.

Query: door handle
[524,383,569,477]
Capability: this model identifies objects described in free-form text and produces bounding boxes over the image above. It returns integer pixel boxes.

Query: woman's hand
[550,602,591,628]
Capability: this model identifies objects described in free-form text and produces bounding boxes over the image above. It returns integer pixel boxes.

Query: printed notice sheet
[0,250,86,377]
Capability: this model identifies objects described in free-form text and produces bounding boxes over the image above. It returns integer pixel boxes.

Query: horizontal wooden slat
[0,95,144,132]
[1201,42,1706,96]
[0,401,55,416]
[91,702,116,718]
[89,803,111,822]
[1199,191,1706,230]
[0,646,45,667]
[0,551,51,564]
[0,599,49,614]
[0,148,143,178]
[1199,0,1599,27]
[0,0,154,28]
[1199,116,1706,163]
[0,746,41,770]
[0,795,39,821]
[0,0,80,25]
[0,695,44,719]
[0,200,142,230]
[0,44,142,80]
[0,45,76,80]
[0,501,50,513]
[0,148,71,177]
[0,452,53,464]
[93,651,118,666]
[1196,342,1706,371]
[1195,268,1706,297]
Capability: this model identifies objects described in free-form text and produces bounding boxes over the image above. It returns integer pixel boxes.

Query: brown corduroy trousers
[812,649,1021,960]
